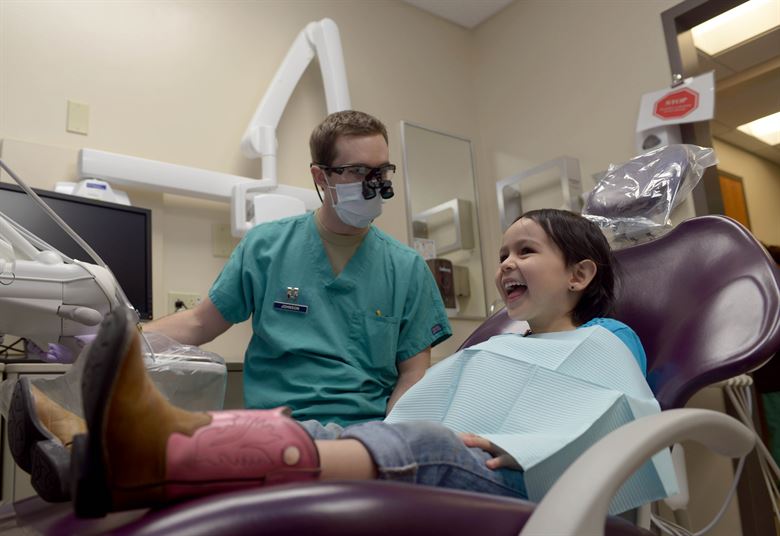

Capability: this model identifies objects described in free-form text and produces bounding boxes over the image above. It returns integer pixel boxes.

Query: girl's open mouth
[504,280,527,302]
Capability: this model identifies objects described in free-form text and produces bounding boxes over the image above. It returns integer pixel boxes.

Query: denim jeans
[299,420,527,500]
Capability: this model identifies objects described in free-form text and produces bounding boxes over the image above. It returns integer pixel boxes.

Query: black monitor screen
[0,183,153,319]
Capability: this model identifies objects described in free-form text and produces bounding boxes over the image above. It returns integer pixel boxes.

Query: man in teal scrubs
[147,110,452,426]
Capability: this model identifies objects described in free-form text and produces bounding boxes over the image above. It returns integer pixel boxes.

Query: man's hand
[459,432,523,471]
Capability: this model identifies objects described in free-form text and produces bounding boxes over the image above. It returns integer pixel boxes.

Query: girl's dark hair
[519,209,617,325]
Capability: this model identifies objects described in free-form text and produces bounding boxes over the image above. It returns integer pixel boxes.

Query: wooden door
[719,172,751,230]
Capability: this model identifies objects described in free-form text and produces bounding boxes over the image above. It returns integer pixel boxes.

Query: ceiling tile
[714,27,780,73]
[716,66,780,126]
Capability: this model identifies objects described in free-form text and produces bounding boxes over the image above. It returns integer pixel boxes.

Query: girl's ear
[569,259,597,291]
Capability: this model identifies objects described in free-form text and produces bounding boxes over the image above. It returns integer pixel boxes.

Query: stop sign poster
[636,71,714,132]
[655,88,698,119]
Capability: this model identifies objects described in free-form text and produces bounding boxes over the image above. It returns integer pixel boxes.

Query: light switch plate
[66,100,89,135]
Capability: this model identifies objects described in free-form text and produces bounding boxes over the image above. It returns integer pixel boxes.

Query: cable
[0,211,75,262]
[692,455,747,535]
[0,159,137,316]
[650,374,778,536]
[650,513,693,536]
[650,455,748,536]
[719,380,780,487]
[723,381,780,525]
[0,160,106,269]
[0,336,26,357]
[725,383,780,481]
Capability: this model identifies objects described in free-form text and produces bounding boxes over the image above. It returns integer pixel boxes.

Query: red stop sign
[654,88,699,119]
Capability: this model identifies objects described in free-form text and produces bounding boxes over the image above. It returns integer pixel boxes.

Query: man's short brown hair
[310,110,388,167]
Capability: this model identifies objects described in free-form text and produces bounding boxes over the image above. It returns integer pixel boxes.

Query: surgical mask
[327,181,383,228]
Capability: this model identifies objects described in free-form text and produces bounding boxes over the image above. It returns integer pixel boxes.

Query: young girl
[13,209,664,517]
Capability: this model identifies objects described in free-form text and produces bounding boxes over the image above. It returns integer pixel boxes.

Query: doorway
[718,171,752,229]
[661,2,779,535]
[661,0,780,245]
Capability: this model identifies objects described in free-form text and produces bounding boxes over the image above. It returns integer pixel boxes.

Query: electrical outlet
[167,292,201,314]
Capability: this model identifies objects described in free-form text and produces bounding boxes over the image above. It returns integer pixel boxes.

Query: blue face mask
[327,181,383,228]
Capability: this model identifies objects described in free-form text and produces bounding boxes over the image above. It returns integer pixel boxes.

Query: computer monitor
[0,183,153,319]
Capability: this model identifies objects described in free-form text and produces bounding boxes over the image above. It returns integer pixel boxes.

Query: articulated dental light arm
[77,148,322,237]
[78,18,349,237]
[233,18,351,236]
[240,17,351,178]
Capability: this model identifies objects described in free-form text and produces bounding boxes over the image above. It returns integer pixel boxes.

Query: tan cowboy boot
[8,378,86,501]
[72,307,320,518]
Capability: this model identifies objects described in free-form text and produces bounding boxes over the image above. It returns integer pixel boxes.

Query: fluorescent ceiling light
[691,0,780,55]
[737,111,780,146]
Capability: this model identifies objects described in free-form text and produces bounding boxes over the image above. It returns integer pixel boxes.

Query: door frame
[660,0,745,216]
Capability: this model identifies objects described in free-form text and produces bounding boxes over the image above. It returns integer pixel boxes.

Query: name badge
[273,301,309,314]
[273,286,309,314]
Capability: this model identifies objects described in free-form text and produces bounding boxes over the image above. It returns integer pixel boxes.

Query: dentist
[147,110,451,426]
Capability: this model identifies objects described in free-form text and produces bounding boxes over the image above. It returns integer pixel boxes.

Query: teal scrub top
[209,213,452,426]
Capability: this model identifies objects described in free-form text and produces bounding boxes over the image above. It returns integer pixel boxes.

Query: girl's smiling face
[495,218,583,334]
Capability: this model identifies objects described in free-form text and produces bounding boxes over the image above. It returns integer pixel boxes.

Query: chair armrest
[520,408,754,536]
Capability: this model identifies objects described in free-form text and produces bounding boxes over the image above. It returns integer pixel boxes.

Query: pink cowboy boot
[71,308,320,517]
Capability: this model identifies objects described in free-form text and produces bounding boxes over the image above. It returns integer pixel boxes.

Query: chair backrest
[612,215,780,409]
[458,309,527,349]
[460,215,780,411]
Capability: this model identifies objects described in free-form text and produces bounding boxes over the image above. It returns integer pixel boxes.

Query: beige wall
[0,0,734,363]
[469,5,745,533]
[713,139,780,245]
[0,0,480,360]
[0,0,753,365]
[0,1,754,531]
[471,0,692,308]
[425,0,702,359]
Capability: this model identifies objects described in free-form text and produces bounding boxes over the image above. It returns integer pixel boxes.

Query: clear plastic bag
[141,331,228,412]
[0,330,227,419]
[582,144,718,248]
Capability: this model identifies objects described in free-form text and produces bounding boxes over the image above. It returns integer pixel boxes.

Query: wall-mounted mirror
[496,156,582,232]
[401,122,487,319]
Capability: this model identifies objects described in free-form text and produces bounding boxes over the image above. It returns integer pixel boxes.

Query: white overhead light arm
[240,17,351,177]
[229,17,351,235]
[77,18,351,237]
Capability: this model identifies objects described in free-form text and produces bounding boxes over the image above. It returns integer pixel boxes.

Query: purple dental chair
[1,215,778,536]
